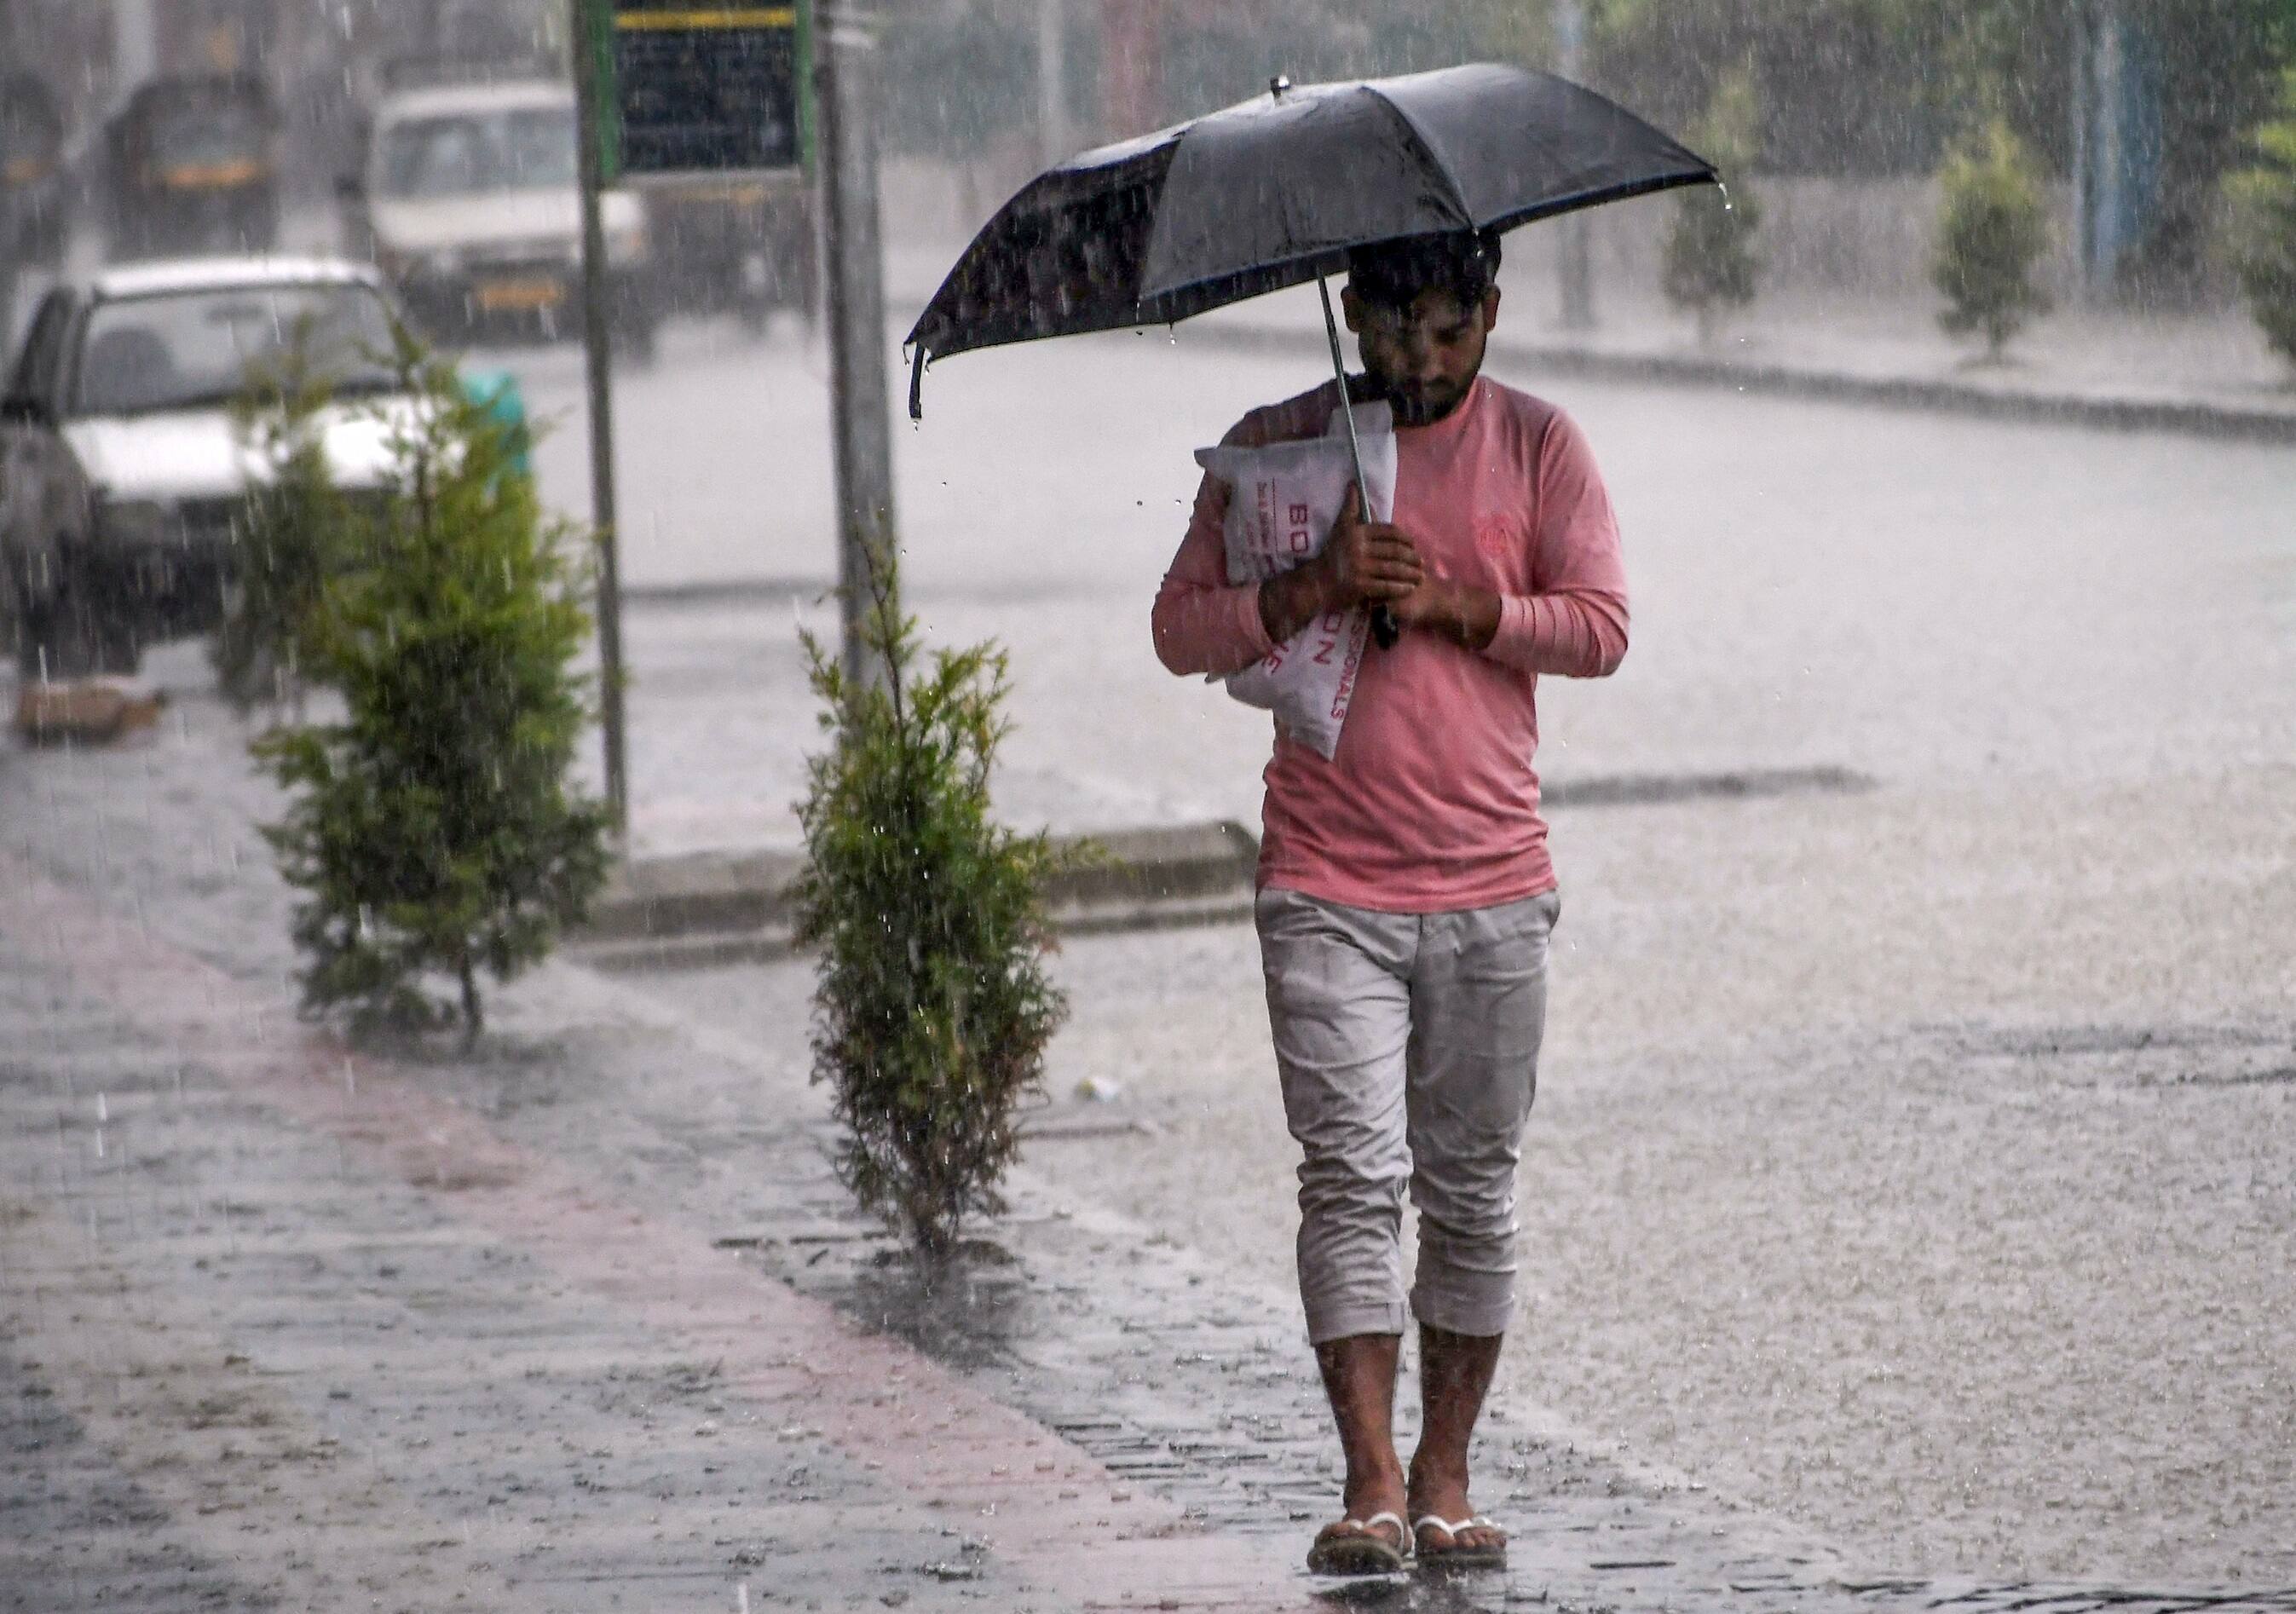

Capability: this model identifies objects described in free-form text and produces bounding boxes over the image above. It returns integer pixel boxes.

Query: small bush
[1662,67,1764,342]
[2224,66,2296,369]
[257,331,610,1046]
[1933,118,2053,359]
[793,545,1069,1259]
[215,334,361,716]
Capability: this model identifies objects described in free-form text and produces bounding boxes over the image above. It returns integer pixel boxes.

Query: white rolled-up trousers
[1255,885,1559,1346]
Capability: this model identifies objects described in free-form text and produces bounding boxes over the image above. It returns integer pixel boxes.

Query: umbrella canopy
[905,62,1717,413]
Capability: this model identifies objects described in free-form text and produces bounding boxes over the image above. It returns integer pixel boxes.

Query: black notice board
[612,3,800,176]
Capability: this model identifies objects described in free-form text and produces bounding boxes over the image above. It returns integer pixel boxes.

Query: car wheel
[16,548,142,681]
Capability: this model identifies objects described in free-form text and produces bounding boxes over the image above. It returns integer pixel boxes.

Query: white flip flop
[1306,1509,1410,1575]
[1413,1513,1507,1571]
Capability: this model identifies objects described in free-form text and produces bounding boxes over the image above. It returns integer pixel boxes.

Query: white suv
[351,78,655,358]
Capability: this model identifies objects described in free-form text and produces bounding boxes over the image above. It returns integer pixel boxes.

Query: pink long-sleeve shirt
[1152,375,1629,913]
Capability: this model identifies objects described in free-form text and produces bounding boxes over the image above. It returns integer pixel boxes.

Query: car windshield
[378,107,577,199]
[74,282,401,417]
[147,102,268,166]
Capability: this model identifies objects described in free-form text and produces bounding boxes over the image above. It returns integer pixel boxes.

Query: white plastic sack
[1192,401,1397,760]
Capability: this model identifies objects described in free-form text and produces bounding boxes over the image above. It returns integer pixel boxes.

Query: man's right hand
[1258,486,1424,645]
[1322,485,1426,609]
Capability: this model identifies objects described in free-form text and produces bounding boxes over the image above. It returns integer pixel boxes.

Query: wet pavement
[3,653,2293,1610]
[5,206,2295,1604]
[486,317,2296,863]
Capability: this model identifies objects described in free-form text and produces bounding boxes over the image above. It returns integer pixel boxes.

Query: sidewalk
[5,658,2295,1610]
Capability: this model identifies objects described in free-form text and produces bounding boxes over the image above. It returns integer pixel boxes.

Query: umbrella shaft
[1318,272,1399,649]
[1318,272,1368,495]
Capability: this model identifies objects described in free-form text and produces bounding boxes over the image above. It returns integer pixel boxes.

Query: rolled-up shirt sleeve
[1481,408,1630,679]
[1151,461,1278,678]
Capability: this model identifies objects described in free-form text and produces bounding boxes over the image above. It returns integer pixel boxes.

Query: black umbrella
[904,62,1716,638]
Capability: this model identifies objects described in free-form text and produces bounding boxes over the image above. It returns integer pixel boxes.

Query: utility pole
[1555,0,1595,330]
[1037,0,1069,166]
[2087,0,2129,299]
[2069,1,2094,301]
[569,0,631,830]
[815,0,897,689]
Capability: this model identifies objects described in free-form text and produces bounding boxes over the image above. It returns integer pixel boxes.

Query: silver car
[0,255,420,680]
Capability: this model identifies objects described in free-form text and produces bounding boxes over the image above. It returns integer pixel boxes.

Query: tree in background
[1591,0,1951,175]
[793,544,1068,1261]
[1932,118,2054,359]
[1589,0,2296,296]
[2225,66,2296,366]
[2108,0,2296,294]
[1662,67,1764,341]
[257,332,609,1046]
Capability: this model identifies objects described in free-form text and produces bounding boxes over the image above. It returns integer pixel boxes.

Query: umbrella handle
[1318,272,1400,651]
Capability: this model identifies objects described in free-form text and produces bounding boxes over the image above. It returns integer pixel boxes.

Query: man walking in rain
[1151,228,1629,1576]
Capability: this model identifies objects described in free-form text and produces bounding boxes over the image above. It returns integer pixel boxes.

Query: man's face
[1342,283,1500,426]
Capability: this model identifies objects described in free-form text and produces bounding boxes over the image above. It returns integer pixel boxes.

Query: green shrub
[256,331,610,1046]
[792,545,1069,1259]
[1933,118,2053,359]
[215,334,360,716]
[1662,67,1764,342]
[2224,66,2296,369]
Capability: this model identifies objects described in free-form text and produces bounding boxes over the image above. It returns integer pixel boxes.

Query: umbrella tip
[1269,74,1291,101]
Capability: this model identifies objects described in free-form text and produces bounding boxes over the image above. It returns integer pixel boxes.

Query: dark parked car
[1,72,69,270]
[103,74,281,260]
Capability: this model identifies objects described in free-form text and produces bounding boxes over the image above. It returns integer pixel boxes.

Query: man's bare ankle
[1406,1451,1474,1508]
[1342,1456,1406,1513]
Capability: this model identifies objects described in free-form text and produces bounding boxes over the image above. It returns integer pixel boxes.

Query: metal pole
[2092,0,2126,297]
[570,0,630,831]
[1317,274,1366,493]
[1555,0,1594,330]
[1318,272,1397,650]
[1037,0,1069,166]
[816,0,897,690]
[2069,0,2094,300]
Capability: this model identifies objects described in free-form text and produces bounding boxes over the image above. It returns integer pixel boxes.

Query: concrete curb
[570,818,1260,971]
[1190,320,2296,445]
[576,768,1875,971]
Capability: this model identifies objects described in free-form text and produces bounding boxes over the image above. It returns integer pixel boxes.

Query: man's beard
[1374,365,1480,426]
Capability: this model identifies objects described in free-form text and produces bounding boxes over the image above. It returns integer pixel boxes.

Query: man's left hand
[1387,570,1502,651]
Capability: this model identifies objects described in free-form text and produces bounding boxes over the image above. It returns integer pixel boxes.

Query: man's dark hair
[1346,229,1503,312]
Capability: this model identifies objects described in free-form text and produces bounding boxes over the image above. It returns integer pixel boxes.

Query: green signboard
[607,2,810,177]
